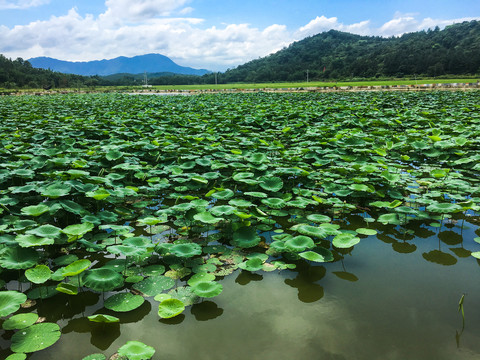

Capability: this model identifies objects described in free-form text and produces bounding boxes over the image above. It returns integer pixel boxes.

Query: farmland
[1,91,480,359]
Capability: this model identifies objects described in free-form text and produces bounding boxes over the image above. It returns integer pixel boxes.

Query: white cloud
[1,4,479,71]
[0,0,49,10]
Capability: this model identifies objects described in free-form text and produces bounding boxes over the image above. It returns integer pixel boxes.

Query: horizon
[1,0,480,71]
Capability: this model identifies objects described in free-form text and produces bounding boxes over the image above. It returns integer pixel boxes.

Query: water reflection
[159,314,185,325]
[191,301,224,321]
[284,263,325,303]
[36,291,100,321]
[422,250,458,266]
[235,271,263,285]
[63,317,121,350]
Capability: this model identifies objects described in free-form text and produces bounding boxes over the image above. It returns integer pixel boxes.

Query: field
[0,91,480,359]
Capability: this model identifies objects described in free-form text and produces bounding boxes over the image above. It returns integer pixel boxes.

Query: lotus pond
[0,91,480,360]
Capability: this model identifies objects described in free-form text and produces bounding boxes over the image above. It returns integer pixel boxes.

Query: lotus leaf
[211,189,235,200]
[86,188,111,200]
[41,183,71,198]
[88,314,120,323]
[259,176,283,192]
[104,293,145,312]
[261,197,286,209]
[306,214,332,223]
[10,323,61,353]
[3,313,39,330]
[170,243,202,258]
[231,227,261,248]
[26,224,62,238]
[118,341,156,360]
[193,212,223,224]
[355,228,378,236]
[16,234,54,248]
[81,354,106,360]
[25,265,51,284]
[296,224,328,239]
[83,268,124,292]
[133,275,175,296]
[244,191,268,198]
[20,204,50,217]
[299,247,334,262]
[426,202,462,213]
[238,257,264,272]
[0,247,40,269]
[62,222,94,238]
[191,281,223,298]
[154,294,172,302]
[5,353,27,360]
[123,237,153,248]
[56,282,78,295]
[142,265,166,276]
[62,259,91,277]
[108,245,147,257]
[333,233,361,248]
[187,272,216,287]
[210,205,236,216]
[0,291,27,317]
[284,235,315,252]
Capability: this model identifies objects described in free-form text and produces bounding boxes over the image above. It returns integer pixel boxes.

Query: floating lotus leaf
[142,265,166,276]
[245,153,268,164]
[104,293,145,312]
[232,172,254,181]
[123,237,154,248]
[355,228,378,236]
[157,298,185,319]
[56,282,78,295]
[191,281,223,298]
[138,217,164,226]
[377,213,401,225]
[307,214,332,224]
[211,189,235,200]
[0,291,27,317]
[0,248,40,269]
[210,205,236,216]
[299,247,334,262]
[284,235,315,252]
[10,323,61,353]
[231,227,261,248]
[16,234,54,248]
[349,184,374,192]
[83,268,124,292]
[261,197,286,209]
[26,225,62,238]
[259,176,283,192]
[62,222,94,238]
[244,191,268,198]
[0,234,16,245]
[168,286,199,306]
[88,314,120,323]
[106,149,124,161]
[170,243,202,258]
[154,294,172,302]
[187,272,216,287]
[81,354,106,360]
[471,252,480,260]
[296,224,328,239]
[20,204,49,217]
[165,267,192,280]
[41,183,71,198]
[229,199,252,208]
[118,341,156,360]
[426,202,462,213]
[62,259,91,277]
[238,258,264,272]
[25,265,51,284]
[3,313,39,330]
[6,353,27,360]
[193,212,223,224]
[333,233,361,248]
[133,276,175,296]
[12,184,36,193]
[108,245,147,257]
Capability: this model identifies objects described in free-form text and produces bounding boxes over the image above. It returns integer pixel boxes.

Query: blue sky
[1,0,479,70]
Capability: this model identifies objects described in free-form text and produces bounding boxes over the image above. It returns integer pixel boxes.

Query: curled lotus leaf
[191,281,223,298]
[261,197,286,209]
[259,176,284,192]
[245,153,268,164]
[62,222,94,238]
[62,259,91,277]
[296,224,328,239]
[244,191,268,198]
[333,233,361,249]
[0,290,27,317]
[299,248,334,263]
[16,234,54,248]
[157,298,185,319]
[426,202,463,214]
[0,247,40,269]
[187,272,216,287]
[87,314,120,323]
[211,189,235,200]
[26,224,62,238]
[238,257,264,272]
[231,227,261,248]
[20,204,50,217]
[193,212,223,224]
[209,205,236,216]
[306,214,332,224]
[83,268,124,292]
[284,235,315,252]
[118,341,156,360]
[10,323,61,353]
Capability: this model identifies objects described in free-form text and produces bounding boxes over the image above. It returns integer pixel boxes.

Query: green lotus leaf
[16,234,54,248]
[118,341,156,360]
[25,265,51,284]
[193,212,223,224]
[62,259,91,277]
[245,153,268,164]
[157,298,185,319]
[26,224,62,238]
[10,220,37,232]
[87,314,120,323]
[81,354,106,360]
[85,188,111,200]
[377,213,401,225]
[426,202,462,213]
[56,282,78,295]
[228,199,252,208]
[333,233,361,248]
[259,176,283,192]
[6,353,27,360]
[20,204,50,217]
[0,234,16,245]
[355,228,378,236]
[244,191,268,198]
[349,183,374,192]
[231,227,261,248]
[27,286,58,300]
[108,245,147,257]
[306,214,332,224]
[104,293,145,312]
[106,149,124,161]
[299,248,334,262]
[210,205,236,216]
[168,286,199,306]
[133,275,175,296]
[170,243,202,258]
[2,313,39,330]
[11,184,36,194]
[83,268,124,292]
[154,294,172,302]
[172,202,194,212]
[211,189,235,200]
[261,197,286,209]
[0,291,27,317]
[284,235,315,252]
[59,200,87,215]
[41,183,71,198]
[138,217,164,226]
[62,222,94,238]
[296,224,328,239]
[0,248,40,269]
[232,172,254,181]
[238,257,264,272]
[142,264,166,276]
[191,281,223,298]
[471,252,480,259]
[10,323,61,353]
[123,237,153,248]
[187,272,216,287]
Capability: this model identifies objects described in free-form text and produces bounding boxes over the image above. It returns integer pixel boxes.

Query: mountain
[222,20,480,82]
[28,54,211,76]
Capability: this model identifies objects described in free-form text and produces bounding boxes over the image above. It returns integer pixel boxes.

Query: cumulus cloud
[0,0,49,9]
[0,3,479,71]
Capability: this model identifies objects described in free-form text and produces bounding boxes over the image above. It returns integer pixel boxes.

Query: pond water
[3,216,479,360]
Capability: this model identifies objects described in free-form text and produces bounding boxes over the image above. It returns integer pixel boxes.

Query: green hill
[222,20,480,82]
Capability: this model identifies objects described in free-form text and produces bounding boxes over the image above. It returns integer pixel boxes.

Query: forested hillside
[222,20,480,82]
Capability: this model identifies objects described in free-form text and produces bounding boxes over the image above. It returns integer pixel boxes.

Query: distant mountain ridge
[28,54,211,76]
